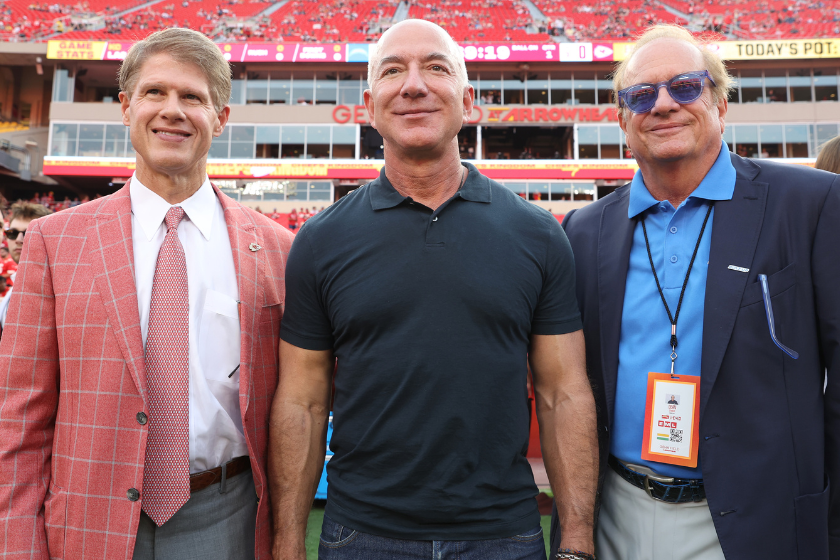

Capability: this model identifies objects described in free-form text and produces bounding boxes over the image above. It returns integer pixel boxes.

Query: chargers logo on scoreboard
[347,44,372,62]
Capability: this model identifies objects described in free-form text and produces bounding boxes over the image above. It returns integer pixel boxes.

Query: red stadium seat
[3,0,840,43]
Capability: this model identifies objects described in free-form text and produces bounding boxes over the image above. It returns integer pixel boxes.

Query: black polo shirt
[280,162,582,540]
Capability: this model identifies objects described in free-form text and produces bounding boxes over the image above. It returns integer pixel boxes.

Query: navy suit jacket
[550,153,840,560]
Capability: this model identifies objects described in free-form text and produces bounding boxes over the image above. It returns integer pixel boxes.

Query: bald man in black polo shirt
[268,20,598,560]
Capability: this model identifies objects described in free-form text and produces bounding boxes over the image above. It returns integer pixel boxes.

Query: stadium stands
[263,0,398,42]
[533,0,688,41]
[658,0,840,39]
[0,120,28,133]
[3,0,840,43]
[406,0,548,42]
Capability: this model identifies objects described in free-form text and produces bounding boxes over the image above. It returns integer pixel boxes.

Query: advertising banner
[612,38,840,61]
[46,40,109,60]
[43,157,639,180]
[47,38,840,63]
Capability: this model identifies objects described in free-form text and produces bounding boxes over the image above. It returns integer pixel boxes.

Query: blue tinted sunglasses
[617,70,716,114]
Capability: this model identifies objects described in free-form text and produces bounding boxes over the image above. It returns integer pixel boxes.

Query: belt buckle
[643,472,675,501]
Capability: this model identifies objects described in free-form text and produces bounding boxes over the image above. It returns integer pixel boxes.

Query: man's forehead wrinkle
[422,52,455,65]
[626,40,705,85]
[378,51,453,65]
[377,53,406,66]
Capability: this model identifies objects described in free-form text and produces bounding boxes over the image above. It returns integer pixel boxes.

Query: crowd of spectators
[16,191,97,213]
[251,206,324,232]
[406,0,541,41]
[260,0,397,43]
[5,191,323,235]
[533,0,688,41]
[3,0,840,44]
[659,0,840,38]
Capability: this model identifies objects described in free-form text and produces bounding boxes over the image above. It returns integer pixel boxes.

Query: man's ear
[119,91,131,127]
[363,88,376,129]
[716,95,728,135]
[214,105,231,137]
[462,84,475,124]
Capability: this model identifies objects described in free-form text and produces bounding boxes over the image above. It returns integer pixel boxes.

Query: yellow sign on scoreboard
[612,39,840,61]
[46,40,108,60]
[715,39,840,60]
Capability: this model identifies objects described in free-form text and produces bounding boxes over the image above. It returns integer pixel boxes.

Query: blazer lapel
[214,185,263,417]
[700,160,767,417]
[89,182,148,399]
[598,187,635,427]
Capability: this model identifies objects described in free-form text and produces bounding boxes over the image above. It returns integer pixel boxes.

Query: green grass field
[304,506,552,559]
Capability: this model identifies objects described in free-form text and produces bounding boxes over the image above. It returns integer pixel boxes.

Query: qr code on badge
[670,429,683,443]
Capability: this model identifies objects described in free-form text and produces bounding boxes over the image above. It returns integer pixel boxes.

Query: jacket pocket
[43,482,67,559]
[795,482,829,559]
[740,262,796,307]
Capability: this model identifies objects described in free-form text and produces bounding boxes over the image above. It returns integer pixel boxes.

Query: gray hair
[367,19,469,93]
[613,24,734,114]
[119,27,232,113]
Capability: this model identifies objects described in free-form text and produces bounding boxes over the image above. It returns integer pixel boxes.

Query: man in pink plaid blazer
[0,28,293,560]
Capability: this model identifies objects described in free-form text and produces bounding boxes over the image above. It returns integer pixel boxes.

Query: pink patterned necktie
[142,206,190,526]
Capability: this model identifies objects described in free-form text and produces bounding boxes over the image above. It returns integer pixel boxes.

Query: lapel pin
[727,265,749,273]
[249,243,262,252]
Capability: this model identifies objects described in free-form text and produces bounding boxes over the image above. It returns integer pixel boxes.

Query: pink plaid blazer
[0,182,294,560]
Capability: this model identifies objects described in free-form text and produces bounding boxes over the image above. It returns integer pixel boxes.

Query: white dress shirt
[130,175,248,473]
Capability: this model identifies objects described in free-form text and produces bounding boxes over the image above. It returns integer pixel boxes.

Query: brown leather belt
[190,456,251,493]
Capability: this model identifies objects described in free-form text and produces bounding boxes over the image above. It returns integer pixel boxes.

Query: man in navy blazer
[551,25,840,560]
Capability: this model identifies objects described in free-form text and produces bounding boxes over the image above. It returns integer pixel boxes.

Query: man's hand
[530,330,598,554]
[268,341,334,560]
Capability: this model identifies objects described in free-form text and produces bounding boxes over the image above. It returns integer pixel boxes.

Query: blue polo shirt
[611,142,736,479]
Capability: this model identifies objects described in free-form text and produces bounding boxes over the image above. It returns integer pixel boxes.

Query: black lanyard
[640,202,714,375]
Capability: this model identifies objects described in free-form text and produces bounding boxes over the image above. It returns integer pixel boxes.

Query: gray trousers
[132,470,257,560]
[596,468,726,560]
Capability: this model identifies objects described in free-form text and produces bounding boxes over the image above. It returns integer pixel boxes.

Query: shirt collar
[129,174,216,241]
[628,141,736,218]
[369,161,491,211]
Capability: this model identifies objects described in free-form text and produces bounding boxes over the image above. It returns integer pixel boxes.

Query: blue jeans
[318,514,547,560]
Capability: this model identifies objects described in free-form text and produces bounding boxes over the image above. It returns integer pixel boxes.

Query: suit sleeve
[560,208,577,231]
[817,176,840,558]
[0,219,59,560]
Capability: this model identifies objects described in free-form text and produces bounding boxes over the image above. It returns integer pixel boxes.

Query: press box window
[51,123,78,156]
[230,126,255,159]
[332,126,356,159]
[256,125,280,158]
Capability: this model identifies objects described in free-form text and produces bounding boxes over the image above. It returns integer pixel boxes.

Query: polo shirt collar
[369,161,491,211]
[628,141,736,218]
[459,162,492,203]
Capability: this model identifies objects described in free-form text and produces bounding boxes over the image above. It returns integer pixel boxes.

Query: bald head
[368,20,468,93]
